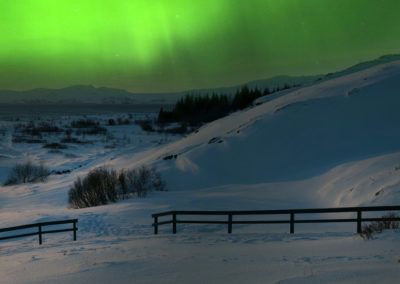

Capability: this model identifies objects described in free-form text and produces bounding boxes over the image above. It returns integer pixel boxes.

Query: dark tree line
[157,84,295,126]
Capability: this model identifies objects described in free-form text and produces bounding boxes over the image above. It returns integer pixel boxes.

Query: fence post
[38,224,42,245]
[290,212,295,234]
[357,210,362,234]
[154,216,158,235]
[73,220,77,241]
[228,213,233,234]
[173,213,177,234]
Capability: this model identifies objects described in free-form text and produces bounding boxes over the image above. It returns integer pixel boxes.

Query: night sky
[1,0,400,93]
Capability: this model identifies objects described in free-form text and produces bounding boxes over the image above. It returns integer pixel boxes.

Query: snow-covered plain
[1,59,400,283]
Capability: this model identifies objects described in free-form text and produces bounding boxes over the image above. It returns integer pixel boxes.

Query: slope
[124,59,400,195]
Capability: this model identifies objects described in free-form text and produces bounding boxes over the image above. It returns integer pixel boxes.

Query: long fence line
[152,206,400,235]
[0,219,78,245]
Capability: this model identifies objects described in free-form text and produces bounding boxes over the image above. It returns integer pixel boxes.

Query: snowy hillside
[133,59,400,200]
[1,58,400,283]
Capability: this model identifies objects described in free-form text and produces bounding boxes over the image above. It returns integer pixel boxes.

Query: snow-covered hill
[126,58,400,201]
[1,58,400,283]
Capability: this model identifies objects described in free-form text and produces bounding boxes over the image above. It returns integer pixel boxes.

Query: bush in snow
[69,119,107,136]
[4,161,50,185]
[68,167,119,208]
[68,165,166,208]
[125,166,167,197]
[43,142,68,149]
[134,119,154,132]
[360,213,399,239]
[70,119,98,128]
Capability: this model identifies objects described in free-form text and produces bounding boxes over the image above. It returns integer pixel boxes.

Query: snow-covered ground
[1,59,400,283]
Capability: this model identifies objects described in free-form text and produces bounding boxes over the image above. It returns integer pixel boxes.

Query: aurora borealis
[1,0,400,93]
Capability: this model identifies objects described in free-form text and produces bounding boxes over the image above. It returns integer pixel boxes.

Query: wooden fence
[0,219,78,245]
[152,206,400,235]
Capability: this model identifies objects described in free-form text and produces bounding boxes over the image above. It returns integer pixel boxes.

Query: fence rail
[152,206,400,235]
[0,219,78,245]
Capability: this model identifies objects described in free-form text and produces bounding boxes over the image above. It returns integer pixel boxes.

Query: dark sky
[1,0,400,93]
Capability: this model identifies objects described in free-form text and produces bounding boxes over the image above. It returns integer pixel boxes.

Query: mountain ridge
[1,54,399,105]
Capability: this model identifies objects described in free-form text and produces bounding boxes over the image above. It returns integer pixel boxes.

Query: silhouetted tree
[157,83,295,127]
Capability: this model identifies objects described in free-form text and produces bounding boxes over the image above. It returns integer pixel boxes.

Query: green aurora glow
[1,0,400,93]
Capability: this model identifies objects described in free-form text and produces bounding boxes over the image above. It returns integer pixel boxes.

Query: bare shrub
[83,125,107,135]
[69,119,107,136]
[68,165,166,208]
[36,163,51,182]
[14,121,61,137]
[68,168,118,208]
[117,117,130,125]
[123,166,166,198]
[12,135,46,144]
[43,142,68,149]
[132,166,152,197]
[65,153,78,158]
[61,137,88,144]
[75,125,107,136]
[360,213,400,239]
[35,122,62,133]
[118,170,128,199]
[149,167,167,192]
[71,119,98,128]
[134,119,154,132]
[4,161,50,185]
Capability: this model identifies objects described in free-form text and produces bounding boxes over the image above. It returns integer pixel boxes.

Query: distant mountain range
[1,54,399,105]
[0,85,181,105]
[0,76,320,105]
